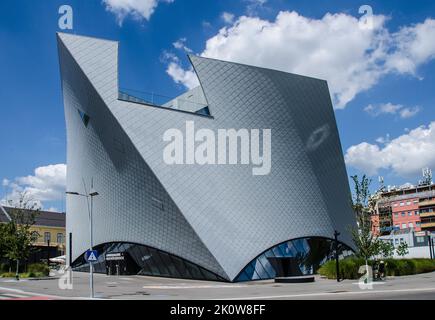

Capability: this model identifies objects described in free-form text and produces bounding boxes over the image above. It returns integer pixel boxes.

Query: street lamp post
[334,230,341,282]
[429,233,434,260]
[69,232,72,267]
[47,239,50,266]
[66,183,99,299]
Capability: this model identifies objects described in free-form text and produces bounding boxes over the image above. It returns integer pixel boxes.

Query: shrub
[414,259,435,273]
[1,272,16,278]
[1,271,47,278]
[20,272,32,278]
[385,259,415,276]
[318,257,435,279]
[318,257,369,279]
[27,263,49,276]
[0,263,9,273]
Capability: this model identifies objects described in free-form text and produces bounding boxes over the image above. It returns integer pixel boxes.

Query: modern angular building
[57,33,356,282]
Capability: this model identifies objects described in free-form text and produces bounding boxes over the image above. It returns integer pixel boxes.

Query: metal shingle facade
[58,33,356,282]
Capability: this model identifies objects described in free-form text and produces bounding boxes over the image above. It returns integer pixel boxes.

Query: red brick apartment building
[372,183,435,236]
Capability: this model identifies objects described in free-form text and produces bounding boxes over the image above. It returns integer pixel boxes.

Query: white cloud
[166,61,199,89]
[221,12,235,24]
[202,21,212,29]
[386,18,435,74]
[163,52,199,89]
[345,122,435,177]
[166,11,435,109]
[1,164,67,208]
[364,103,420,118]
[399,107,421,119]
[173,38,193,53]
[103,0,174,25]
[375,134,390,144]
[244,0,267,15]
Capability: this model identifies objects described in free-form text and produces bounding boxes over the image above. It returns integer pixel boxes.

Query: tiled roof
[0,206,65,228]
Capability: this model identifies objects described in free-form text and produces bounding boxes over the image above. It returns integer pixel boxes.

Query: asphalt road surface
[1,270,435,300]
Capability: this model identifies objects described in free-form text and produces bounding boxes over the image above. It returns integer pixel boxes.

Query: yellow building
[0,206,66,261]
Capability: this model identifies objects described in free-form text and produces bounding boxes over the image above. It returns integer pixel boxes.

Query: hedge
[318,258,435,279]
[27,263,50,276]
[0,263,49,278]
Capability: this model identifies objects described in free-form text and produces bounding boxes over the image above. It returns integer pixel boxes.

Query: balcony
[421,221,435,229]
[419,198,435,207]
[420,211,435,218]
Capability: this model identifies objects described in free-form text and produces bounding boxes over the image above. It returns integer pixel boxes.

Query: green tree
[4,192,40,280]
[0,223,9,259]
[350,175,380,276]
[379,240,394,259]
[396,242,409,257]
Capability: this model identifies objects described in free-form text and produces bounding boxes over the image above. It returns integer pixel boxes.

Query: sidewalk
[0,271,434,300]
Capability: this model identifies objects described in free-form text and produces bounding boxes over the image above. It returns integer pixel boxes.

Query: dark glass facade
[72,242,227,281]
[235,237,353,282]
[72,238,352,282]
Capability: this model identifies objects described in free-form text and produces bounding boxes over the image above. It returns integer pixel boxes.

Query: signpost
[85,250,99,262]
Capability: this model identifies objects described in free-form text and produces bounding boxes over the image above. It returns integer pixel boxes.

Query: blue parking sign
[85,250,99,262]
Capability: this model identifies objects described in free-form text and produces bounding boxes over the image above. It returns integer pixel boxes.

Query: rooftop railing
[118,88,210,116]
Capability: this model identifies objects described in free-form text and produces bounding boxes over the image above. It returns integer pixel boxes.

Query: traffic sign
[85,250,99,262]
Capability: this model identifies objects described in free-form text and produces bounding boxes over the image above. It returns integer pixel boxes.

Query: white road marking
[218,286,435,300]
[0,293,28,298]
[0,286,84,300]
[143,284,247,289]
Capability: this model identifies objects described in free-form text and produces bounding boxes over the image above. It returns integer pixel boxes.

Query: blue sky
[1,0,434,211]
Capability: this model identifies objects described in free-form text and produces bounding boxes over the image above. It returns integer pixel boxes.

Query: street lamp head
[89,189,99,197]
[66,191,80,196]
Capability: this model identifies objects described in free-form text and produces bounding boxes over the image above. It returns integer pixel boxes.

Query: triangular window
[77,109,90,127]
[195,106,210,116]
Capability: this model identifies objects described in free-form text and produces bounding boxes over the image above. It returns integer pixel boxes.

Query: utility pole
[334,230,341,282]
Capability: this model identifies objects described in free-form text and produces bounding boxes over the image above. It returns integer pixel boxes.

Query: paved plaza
[1,271,435,300]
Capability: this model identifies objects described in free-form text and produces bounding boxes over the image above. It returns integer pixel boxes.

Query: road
[0,286,54,300]
[1,271,435,300]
